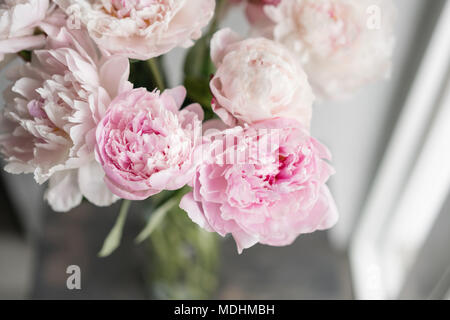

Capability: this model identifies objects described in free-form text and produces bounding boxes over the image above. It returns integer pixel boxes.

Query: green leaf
[129,57,166,92]
[147,58,166,91]
[184,76,213,107]
[182,22,217,109]
[135,197,179,243]
[184,36,215,79]
[18,50,31,62]
[183,0,227,78]
[98,199,131,258]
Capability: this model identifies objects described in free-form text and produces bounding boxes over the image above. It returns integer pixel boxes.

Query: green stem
[98,199,131,257]
[18,50,31,62]
[119,199,131,218]
[135,197,178,243]
[209,0,227,36]
[147,58,165,91]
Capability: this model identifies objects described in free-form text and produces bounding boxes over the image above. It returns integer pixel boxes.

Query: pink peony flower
[250,0,396,99]
[0,0,51,61]
[229,0,280,5]
[210,28,314,129]
[228,0,280,28]
[180,118,338,253]
[0,16,132,211]
[95,87,204,200]
[54,0,216,60]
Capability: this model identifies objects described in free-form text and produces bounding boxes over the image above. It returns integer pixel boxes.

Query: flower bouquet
[0,0,394,299]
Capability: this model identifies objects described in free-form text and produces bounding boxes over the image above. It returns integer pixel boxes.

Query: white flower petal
[78,161,119,207]
[44,170,82,212]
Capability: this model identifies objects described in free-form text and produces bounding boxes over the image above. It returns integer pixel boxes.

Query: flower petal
[78,161,120,207]
[44,170,82,212]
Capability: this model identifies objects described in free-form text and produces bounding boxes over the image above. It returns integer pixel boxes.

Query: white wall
[312,0,434,248]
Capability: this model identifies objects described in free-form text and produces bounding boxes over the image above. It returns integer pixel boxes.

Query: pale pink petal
[104,176,159,201]
[249,0,396,99]
[54,0,215,60]
[180,192,213,232]
[210,28,241,66]
[44,170,82,212]
[78,161,120,206]
[162,86,187,109]
[99,55,132,98]
[0,35,46,54]
[182,103,204,122]
[209,32,314,128]
[232,229,259,254]
[202,119,229,134]
[317,186,339,230]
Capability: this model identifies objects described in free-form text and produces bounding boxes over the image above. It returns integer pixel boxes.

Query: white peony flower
[0,0,51,61]
[254,0,396,99]
[0,18,132,211]
[54,0,216,60]
[210,28,314,129]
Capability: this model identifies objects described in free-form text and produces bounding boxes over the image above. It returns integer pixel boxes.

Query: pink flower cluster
[54,0,215,60]
[0,10,132,211]
[180,119,338,252]
[245,0,396,99]
[0,2,215,211]
[0,0,360,253]
[178,28,339,252]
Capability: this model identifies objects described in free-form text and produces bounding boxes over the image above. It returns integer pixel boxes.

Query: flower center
[100,0,173,22]
[27,98,47,119]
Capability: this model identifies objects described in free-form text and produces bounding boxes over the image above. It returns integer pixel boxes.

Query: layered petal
[0,18,131,211]
[44,170,82,212]
[55,0,215,60]
[249,0,396,99]
[180,118,339,252]
[78,161,119,206]
[96,88,203,200]
[0,0,51,60]
[210,29,314,129]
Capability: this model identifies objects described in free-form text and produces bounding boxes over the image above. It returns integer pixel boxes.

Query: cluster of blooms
[234,0,396,99]
[0,0,394,252]
[0,0,213,211]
